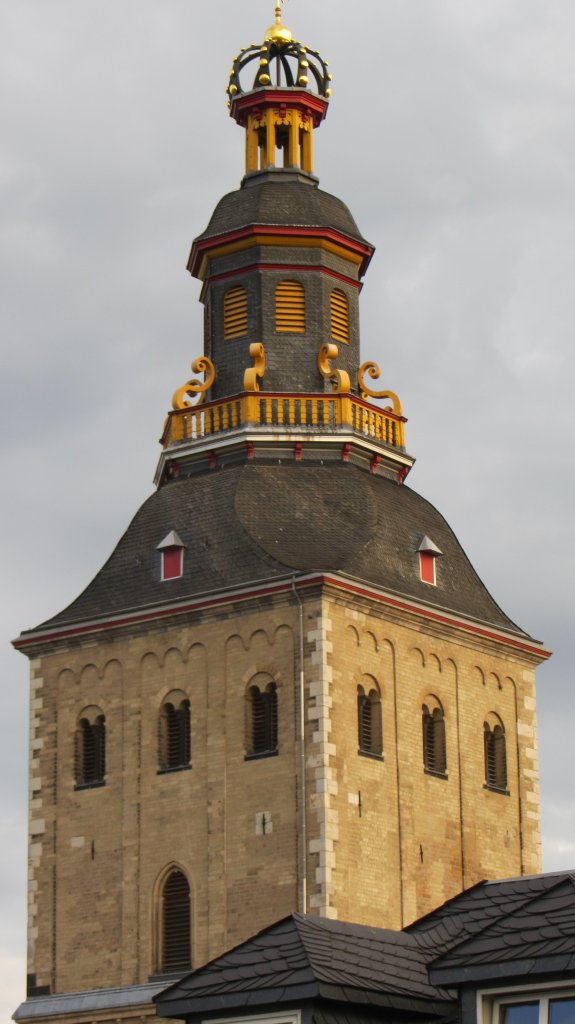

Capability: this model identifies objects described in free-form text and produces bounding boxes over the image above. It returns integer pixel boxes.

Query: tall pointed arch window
[484,716,508,792]
[422,698,447,777]
[245,675,278,759]
[275,281,305,333]
[357,678,383,758]
[223,285,248,340]
[330,289,350,344]
[158,693,191,773]
[160,869,191,973]
[75,707,106,789]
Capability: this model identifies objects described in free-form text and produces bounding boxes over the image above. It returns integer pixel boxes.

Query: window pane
[550,999,575,1024]
[502,1004,539,1024]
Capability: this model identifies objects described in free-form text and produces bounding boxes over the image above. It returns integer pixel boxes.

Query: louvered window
[159,699,191,772]
[484,721,507,791]
[330,289,350,344]
[75,713,106,788]
[162,870,191,973]
[246,682,278,757]
[275,281,305,333]
[223,286,248,340]
[357,684,383,757]
[422,704,447,776]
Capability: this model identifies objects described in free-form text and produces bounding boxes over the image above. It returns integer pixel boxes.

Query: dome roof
[31,462,525,638]
[194,179,367,246]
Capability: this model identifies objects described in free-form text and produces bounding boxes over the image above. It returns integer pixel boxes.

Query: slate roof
[194,179,367,246]
[155,914,455,1020]
[22,461,526,638]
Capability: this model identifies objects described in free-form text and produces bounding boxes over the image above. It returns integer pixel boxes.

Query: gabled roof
[428,874,575,986]
[155,914,455,1020]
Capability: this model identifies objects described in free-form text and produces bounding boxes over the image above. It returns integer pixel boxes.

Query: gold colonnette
[243,343,267,392]
[357,361,403,415]
[172,356,217,410]
[162,391,406,450]
[317,343,351,393]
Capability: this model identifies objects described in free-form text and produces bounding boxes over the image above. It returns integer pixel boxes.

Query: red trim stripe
[200,262,362,303]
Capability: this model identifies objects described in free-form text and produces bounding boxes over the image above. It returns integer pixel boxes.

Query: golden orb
[264,2,292,45]
[259,73,271,85]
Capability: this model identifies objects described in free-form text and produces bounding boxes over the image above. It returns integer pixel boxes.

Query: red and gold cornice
[188,224,374,281]
[230,88,328,129]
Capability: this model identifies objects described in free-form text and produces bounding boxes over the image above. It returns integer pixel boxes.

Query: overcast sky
[1,0,574,1018]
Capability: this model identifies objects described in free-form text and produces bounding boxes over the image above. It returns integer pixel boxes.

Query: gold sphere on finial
[264,1,292,45]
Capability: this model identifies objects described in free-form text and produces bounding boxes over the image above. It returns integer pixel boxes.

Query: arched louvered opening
[159,698,191,772]
[422,702,447,776]
[161,869,191,973]
[75,711,106,788]
[246,680,278,758]
[275,281,305,333]
[357,683,383,757]
[484,720,508,791]
[223,286,248,340]
[330,289,350,344]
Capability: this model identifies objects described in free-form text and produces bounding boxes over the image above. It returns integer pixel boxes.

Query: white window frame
[480,982,575,1024]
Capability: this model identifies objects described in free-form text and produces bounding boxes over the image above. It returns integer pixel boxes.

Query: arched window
[330,289,350,344]
[223,286,248,340]
[245,677,278,758]
[357,680,383,757]
[275,281,305,333]
[422,699,447,776]
[484,717,508,791]
[160,869,191,973]
[75,707,106,788]
[159,695,191,772]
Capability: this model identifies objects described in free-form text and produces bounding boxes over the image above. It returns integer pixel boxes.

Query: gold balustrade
[161,392,405,449]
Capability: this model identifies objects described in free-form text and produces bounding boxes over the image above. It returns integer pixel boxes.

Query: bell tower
[14,8,549,1024]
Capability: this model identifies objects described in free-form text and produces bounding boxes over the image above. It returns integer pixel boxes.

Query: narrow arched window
[330,289,349,344]
[223,286,248,340]
[357,681,383,757]
[161,869,191,973]
[159,697,191,772]
[246,678,278,758]
[422,701,447,776]
[484,719,507,791]
[275,281,305,333]
[75,708,106,788]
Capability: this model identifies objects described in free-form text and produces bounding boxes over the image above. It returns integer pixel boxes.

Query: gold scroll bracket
[172,356,216,410]
[318,343,351,393]
[243,343,266,391]
[357,361,402,414]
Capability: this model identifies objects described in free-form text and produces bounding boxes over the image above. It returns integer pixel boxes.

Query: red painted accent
[398,466,409,484]
[208,451,217,470]
[370,455,382,474]
[231,89,328,128]
[246,442,255,460]
[419,551,436,586]
[294,443,303,461]
[342,443,352,463]
[164,459,181,482]
[13,572,552,660]
[189,224,374,280]
[200,262,362,303]
[162,548,183,581]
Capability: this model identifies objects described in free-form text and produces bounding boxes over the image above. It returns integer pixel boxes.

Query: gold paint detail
[330,289,350,344]
[317,343,351,393]
[223,286,248,340]
[172,356,217,410]
[196,234,364,280]
[357,362,403,415]
[243,343,267,392]
[162,392,405,449]
[264,2,293,45]
[275,280,305,333]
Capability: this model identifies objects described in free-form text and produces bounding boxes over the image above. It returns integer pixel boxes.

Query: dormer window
[157,530,186,581]
[418,535,442,585]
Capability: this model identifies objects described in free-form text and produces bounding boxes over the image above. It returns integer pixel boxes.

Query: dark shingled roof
[28,462,525,636]
[195,180,367,245]
[155,914,455,1019]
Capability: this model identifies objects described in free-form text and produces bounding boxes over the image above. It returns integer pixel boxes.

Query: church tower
[14,7,549,1024]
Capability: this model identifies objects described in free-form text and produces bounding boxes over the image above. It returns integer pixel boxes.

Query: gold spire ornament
[264,1,292,45]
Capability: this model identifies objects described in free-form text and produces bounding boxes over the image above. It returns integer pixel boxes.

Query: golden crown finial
[265,0,292,45]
